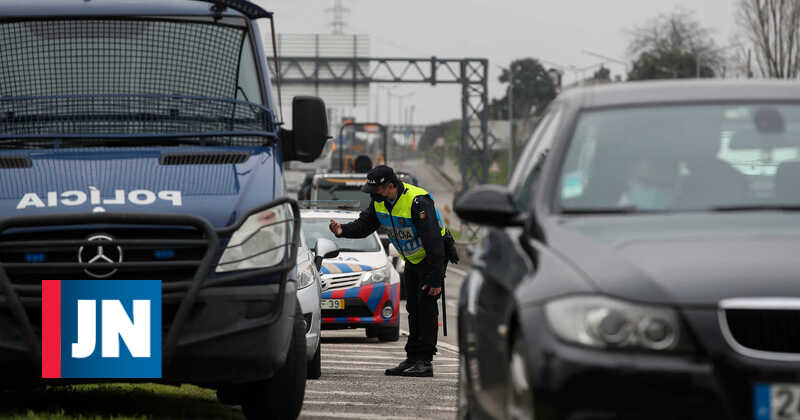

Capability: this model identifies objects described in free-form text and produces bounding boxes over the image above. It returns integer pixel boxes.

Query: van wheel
[307,341,321,379]
[241,303,307,420]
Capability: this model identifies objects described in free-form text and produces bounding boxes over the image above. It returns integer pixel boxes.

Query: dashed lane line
[324,366,457,375]
[395,330,460,354]
[302,400,456,412]
[304,389,457,401]
[323,354,458,361]
[300,411,426,420]
[447,266,467,277]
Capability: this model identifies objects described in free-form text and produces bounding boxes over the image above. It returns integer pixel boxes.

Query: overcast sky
[255,0,739,125]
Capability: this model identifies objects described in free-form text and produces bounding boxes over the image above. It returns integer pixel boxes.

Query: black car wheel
[241,302,307,420]
[307,341,321,379]
[505,329,534,420]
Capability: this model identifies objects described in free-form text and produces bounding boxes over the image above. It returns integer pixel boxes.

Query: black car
[455,80,800,420]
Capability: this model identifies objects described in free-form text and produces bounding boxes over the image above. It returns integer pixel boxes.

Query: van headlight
[296,261,315,289]
[216,204,294,272]
[544,296,682,351]
[361,265,391,285]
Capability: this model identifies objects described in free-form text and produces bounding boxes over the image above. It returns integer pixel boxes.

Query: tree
[627,9,721,80]
[737,0,800,78]
[593,65,611,81]
[491,58,556,119]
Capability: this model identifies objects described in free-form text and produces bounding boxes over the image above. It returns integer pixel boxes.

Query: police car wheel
[307,341,321,379]
[241,302,307,420]
[377,323,400,342]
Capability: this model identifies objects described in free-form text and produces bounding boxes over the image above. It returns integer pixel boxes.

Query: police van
[0,1,327,419]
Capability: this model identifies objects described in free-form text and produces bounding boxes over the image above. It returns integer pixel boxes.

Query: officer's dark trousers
[403,261,439,362]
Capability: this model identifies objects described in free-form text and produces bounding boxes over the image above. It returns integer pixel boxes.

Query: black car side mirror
[313,238,339,270]
[281,96,329,162]
[454,184,524,227]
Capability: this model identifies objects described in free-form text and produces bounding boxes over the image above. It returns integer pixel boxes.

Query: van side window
[509,108,563,210]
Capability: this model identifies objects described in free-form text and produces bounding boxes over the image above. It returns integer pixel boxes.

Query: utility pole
[508,64,515,174]
[326,0,349,35]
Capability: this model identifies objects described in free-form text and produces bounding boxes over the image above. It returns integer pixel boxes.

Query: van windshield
[0,18,274,146]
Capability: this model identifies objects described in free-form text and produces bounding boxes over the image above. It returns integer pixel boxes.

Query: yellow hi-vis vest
[374,183,445,264]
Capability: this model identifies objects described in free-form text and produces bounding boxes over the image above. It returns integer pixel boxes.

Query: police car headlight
[361,265,391,285]
[216,204,294,272]
[296,261,315,289]
[545,296,682,351]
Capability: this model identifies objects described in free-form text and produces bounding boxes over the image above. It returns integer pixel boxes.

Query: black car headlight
[545,295,682,351]
[216,204,294,272]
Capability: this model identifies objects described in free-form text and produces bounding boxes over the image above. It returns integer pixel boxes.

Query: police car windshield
[302,218,381,252]
[316,187,371,211]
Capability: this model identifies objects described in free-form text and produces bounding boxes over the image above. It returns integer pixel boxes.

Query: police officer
[329,165,446,377]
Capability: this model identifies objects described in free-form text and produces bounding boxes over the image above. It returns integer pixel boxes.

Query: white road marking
[324,354,458,361]
[304,390,374,396]
[303,400,457,412]
[300,411,426,420]
[447,266,467,277]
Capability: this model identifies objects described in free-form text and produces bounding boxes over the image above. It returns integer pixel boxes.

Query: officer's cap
[361,165,396,193]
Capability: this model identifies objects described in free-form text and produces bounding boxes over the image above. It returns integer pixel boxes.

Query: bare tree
[738,0,800,78]
[627,8,723,78]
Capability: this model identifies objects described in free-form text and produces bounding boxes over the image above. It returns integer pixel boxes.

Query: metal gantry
[270,56,490,190]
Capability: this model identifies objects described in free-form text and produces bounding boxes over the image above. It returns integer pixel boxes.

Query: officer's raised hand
[329,219,343,236]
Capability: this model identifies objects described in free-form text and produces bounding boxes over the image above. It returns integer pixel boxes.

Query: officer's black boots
[385,359,416,376]
[385,359,434,377]
[399,360,433,377]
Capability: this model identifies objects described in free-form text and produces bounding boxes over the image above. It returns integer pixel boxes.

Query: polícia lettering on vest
[17,188,183,210]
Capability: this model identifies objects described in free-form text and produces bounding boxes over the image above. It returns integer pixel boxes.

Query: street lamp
[496,63,515,174]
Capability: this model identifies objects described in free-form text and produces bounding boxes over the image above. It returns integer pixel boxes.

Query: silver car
[296,229,338,379]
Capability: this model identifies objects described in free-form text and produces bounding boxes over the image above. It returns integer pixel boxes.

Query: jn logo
[41,280,161,379]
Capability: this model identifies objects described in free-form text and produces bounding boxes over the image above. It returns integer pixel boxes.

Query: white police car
[301,208,401,341]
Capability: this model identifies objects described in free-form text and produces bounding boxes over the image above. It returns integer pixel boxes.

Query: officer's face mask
[370,192,385,202]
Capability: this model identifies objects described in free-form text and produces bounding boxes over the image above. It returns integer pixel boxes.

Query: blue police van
[0,1,327,418]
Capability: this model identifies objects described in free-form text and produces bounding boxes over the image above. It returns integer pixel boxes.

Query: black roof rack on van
[194,0,272,19]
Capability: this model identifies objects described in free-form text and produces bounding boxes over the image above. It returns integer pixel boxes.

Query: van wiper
[0,137,226,149]
[712,204,800,212]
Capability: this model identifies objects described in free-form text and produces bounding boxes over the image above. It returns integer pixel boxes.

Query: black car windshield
[558,103,800,213]
[302,217,381,252]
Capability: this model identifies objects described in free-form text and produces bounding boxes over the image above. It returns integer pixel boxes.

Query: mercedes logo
[78,234,123,279]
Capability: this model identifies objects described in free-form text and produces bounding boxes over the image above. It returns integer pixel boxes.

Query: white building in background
[270,33,371,130]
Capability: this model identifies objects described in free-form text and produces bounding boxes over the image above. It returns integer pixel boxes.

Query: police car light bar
[298,200,362,211]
